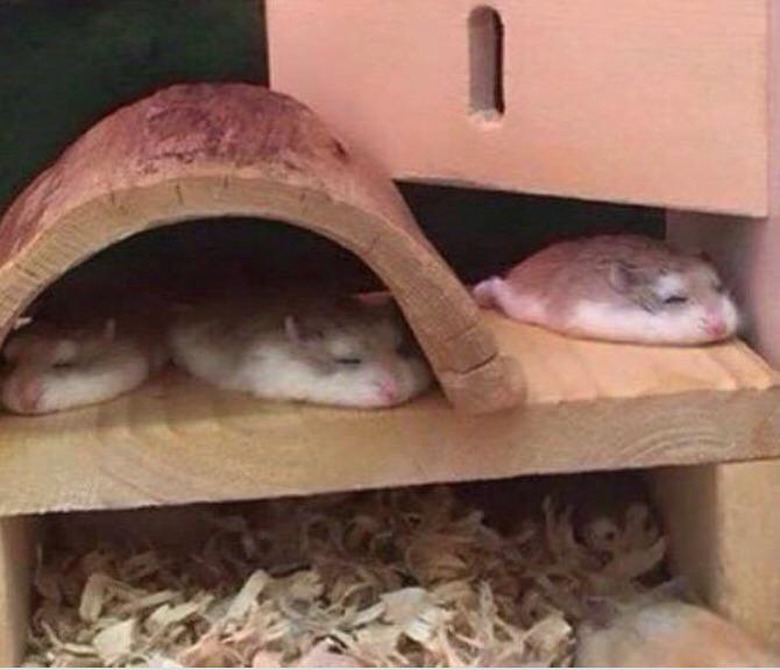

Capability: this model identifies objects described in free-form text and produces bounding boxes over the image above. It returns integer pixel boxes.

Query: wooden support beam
[652,463,780,650]
[0,516,36,666]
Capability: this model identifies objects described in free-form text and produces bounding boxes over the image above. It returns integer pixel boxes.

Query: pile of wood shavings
[25,486,666,667]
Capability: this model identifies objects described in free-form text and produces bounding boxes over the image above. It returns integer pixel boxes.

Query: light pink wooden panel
[267,0,768,215]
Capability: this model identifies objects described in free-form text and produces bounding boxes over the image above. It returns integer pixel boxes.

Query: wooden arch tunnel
[0,83,524,414]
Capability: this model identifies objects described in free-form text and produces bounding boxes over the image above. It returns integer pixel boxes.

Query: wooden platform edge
[0,383,778,517]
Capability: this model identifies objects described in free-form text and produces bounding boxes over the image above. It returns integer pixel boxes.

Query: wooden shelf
[0,312,778,516]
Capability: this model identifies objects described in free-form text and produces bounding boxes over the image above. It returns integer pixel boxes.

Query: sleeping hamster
[575,592,778,667]
[473,235,740,345]
[1,293,432,414]
[1,316,166,415]
[168,292,432,409]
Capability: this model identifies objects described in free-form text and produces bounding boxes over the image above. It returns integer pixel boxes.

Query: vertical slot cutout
[469,6,505,121]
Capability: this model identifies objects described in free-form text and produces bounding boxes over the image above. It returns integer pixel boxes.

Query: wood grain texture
[0,516,35,666]
[487,313,777,402]
[268,0,768,214]
[0,82,521,414]
[0,312,776,516]
[651,464,780,652]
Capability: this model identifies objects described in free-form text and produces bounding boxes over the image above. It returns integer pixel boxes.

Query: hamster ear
[11,315,33,332]
[582,596,621,628]
[102,318,117,342]
[651,576,695,604]
[284,315,304,346]
[284,315,323,346]
[608,262,643,293]
[354,291,394,308]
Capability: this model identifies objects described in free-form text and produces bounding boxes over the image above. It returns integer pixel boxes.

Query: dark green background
[0,0,661,291]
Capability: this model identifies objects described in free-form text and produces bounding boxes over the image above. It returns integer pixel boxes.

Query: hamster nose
[2,368,44,414]
[376,376,400,404]
[704,315,727,337]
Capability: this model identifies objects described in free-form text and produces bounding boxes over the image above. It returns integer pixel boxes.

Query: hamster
[575,591,778,667]
[1,293,432,414]
[1,316,167,415]
[168,292,432,409]
[473,235,741,345]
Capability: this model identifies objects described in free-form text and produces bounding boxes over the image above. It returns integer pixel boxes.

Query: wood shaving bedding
[25,485,666,667]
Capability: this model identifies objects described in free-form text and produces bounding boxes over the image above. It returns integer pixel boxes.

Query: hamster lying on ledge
[474,235,741,346]
[0,293,432,415]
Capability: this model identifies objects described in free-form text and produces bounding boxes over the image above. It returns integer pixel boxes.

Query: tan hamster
[168,293,432,409]
[1,316,166,415]
[576,592,777,667]
[473,235,740,345]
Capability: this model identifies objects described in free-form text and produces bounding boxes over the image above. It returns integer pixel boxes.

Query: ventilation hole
[469,6,505,122]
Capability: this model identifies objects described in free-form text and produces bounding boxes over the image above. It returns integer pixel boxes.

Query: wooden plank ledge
[0,312,777,516]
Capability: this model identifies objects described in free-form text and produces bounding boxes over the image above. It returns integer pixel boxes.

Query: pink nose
[3,368,43,414]
[705,317,727,338]
[376,377,400,404]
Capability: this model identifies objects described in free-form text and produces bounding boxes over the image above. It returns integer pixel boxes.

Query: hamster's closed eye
[662,294,688,305]
[335,356,363,367]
